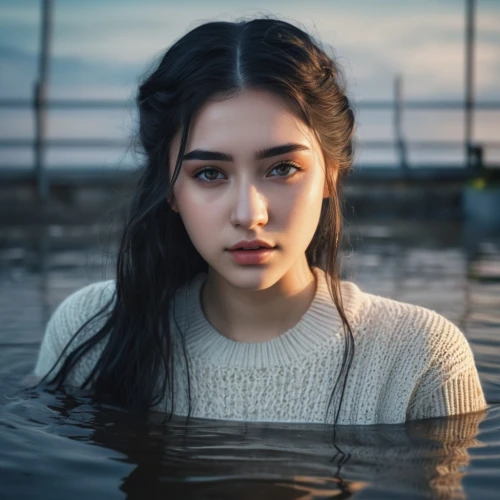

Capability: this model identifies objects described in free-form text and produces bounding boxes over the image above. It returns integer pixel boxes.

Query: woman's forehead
[171,89,319,160]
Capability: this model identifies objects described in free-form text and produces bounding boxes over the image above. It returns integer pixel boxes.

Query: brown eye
[193,167,224,182]
[204,168,219,180]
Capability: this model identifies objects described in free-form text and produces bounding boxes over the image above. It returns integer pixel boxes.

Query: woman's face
[169,88,329,290]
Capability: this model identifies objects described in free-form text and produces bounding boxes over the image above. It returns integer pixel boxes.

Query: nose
[230,181,269,229]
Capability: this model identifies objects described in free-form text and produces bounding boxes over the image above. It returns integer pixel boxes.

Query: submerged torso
[33,267,487,425]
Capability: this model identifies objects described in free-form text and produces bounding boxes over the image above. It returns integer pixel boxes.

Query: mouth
[228,240,276,252]
[227,246,277,265]
[230,246,275,251]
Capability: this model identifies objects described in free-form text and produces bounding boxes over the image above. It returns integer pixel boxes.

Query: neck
[201,258,317,343]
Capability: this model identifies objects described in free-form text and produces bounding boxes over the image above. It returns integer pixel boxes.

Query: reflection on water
[0,221,499,499]
[0,390,493,500]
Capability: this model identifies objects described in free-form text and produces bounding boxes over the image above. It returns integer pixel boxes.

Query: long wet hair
[42,18,356,425]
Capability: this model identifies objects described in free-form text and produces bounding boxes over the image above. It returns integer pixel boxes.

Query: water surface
[1,221,499,499]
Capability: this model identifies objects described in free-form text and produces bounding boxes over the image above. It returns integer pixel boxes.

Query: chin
[220,265,282,291]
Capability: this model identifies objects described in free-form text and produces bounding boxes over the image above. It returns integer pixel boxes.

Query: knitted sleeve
[406,314,487,421]
[33,280,115,385]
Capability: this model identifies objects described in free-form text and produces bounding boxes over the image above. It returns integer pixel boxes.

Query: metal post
[34,0,53,201]
[394,74,408,173]
[465,0,475,169]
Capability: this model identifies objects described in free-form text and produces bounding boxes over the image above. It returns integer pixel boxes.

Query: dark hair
[42,18,356,425]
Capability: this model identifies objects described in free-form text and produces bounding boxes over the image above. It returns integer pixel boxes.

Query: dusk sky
[0,0,499,168]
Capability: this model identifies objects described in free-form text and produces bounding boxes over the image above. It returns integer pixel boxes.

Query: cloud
[37,2,500,100]
[2,1,499,100]
[0,44,141,99]
[0,46,37,97]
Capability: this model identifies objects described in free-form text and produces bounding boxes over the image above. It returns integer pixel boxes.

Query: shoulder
[346,283,486,419]
[33,280,116,381]
[352,285,462,343]
[356,286,484,394]
[45,280,116,346]
[341,281,435,344]
[346,283,481,380]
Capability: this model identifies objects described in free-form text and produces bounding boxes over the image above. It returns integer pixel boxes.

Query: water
[0,221,499,499]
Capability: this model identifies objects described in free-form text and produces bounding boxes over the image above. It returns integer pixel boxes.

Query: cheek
[278,177,324,233]
[174,182,224,252]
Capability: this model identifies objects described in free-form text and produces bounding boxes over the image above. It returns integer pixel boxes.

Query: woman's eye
[193,162,300,183]
[269,162,300,178]
[193,167,224,182]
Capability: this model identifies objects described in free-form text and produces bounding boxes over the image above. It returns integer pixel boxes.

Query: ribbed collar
[172,267,362,368]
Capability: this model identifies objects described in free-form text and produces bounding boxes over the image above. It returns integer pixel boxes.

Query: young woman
[33,18,487,425]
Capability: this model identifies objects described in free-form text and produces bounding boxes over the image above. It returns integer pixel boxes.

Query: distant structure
[0,0,498,202]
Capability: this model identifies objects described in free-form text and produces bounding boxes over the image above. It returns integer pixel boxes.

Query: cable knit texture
[34,267,487,425]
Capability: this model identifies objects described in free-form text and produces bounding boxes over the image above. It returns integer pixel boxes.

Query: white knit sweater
[33,266,487,425]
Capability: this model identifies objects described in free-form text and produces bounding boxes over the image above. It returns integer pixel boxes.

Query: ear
[167,194,178,213]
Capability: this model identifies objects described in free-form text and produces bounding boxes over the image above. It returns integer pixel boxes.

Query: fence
[1,86,499,193]
[1,0,499,201]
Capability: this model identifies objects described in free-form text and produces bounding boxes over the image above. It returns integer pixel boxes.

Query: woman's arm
[406,320,487,421]
[32,280,115,384]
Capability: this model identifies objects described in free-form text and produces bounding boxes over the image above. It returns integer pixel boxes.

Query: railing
[2,0,498,200]
[1,93,499,189]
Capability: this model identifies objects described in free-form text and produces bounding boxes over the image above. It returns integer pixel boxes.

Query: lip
[228,239,275,251]
[228,248,276,265]
[227,239,277,266]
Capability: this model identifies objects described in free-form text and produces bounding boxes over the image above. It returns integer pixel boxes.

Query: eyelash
[192,161,302,183]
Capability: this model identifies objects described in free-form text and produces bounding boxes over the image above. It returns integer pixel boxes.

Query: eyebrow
[182,143,310,162]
